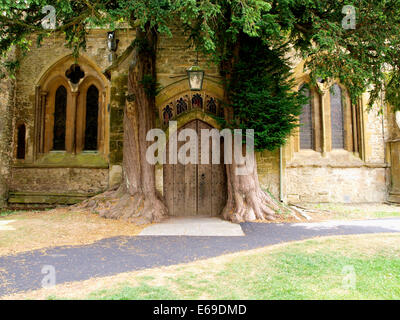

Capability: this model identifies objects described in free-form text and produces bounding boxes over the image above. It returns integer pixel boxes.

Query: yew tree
[1,0,400,222]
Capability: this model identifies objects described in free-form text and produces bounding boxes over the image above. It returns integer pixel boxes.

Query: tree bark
[222,148,280,223]
[219,35,283,223]
[79,25,168,224]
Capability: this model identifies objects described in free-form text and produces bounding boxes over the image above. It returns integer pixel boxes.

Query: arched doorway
[163,120,227,216]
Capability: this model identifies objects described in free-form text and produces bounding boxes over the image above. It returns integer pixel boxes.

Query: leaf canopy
[1,0,400,150]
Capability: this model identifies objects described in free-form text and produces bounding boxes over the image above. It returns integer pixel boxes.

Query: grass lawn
[4,233,400,300]
[301,203,400,221]
[0,208,146,256]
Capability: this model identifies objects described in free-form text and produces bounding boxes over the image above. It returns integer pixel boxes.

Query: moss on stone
[110,107,124,132]
[8,191,98,205]
[30,152,109,168]
[110,74,128,107]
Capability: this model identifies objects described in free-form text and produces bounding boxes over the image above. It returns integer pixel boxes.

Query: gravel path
[1,218,400,296]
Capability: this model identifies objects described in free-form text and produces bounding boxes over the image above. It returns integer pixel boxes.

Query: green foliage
[1,0,400,147]
[225,35,306,151]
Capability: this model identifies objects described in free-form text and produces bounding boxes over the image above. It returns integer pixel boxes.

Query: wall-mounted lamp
[107,31,118,63]
[169,52,206,90]
[187,65,205,91]
[187,52,204,91]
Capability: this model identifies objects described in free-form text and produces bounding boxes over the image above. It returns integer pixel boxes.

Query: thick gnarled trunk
[222,158,280,223]
[80,25,167,224]
[220,37,284,223]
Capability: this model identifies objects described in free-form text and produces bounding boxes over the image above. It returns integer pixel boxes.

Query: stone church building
[0,28,399,213]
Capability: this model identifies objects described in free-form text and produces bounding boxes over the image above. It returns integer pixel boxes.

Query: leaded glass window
[84,85,99,150]
[53,85,67,150]
[163,104,173,124]
[192,94,203,109]
[207,97,217,114]
[176,98,188,115]
[299,85,314,150]
[330,83,345,149]
[16,123,26,159]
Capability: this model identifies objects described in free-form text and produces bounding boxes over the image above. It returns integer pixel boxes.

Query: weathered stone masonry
[0,59,15,208]
[0,28,396,209]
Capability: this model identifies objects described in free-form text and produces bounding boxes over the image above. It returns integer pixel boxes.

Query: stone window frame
[293,79,363,158]
[325,82,361,154]
[34,59,107,158]
[294,82,323,153]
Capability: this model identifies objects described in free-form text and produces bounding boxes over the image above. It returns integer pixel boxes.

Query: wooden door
[164,120,227,216]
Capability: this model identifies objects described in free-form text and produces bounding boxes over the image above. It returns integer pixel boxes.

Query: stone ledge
[7,191,98,206]
[388,193,400,204]
[286,163,388,169]
[11,164,109,169]
[12,152,109,169]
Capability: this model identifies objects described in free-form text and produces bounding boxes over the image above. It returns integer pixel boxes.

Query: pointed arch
[53,85,68,151]
[34,55,109,157]
[158,90,224,128]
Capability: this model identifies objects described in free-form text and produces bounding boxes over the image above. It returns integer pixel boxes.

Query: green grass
[67,234,400,300]
[87,282,177,300]
[0,210,21,217]
[308,203,400,220]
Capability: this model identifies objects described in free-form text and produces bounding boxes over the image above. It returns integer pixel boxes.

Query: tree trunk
[79,25,168,224]
[222,147,280,223]
[219,35,283,223]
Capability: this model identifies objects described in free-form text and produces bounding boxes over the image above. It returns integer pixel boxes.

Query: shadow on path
[1,218,399,296]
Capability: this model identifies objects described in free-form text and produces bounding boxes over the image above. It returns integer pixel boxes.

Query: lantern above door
[187,65,204,91]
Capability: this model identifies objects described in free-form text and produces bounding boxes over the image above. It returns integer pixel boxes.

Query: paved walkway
[1,218,400,296]
[138,216,245,236]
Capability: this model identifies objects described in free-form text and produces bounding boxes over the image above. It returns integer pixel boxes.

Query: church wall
[7,29,135,206]
[284,89,387,204]
[0,27,391,208]
[386,101,400,203]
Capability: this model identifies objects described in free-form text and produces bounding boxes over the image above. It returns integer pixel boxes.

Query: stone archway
[163,119,227,216]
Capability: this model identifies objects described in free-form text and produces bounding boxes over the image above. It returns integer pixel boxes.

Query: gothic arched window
[37,57,107,156]
[299,85,314,150]
[16,123,26,160]
[207,97,217,114]
[192,94,203,109]
[176,98,188,115]
[53,85,67,150]
[163,104,173,124]
[330,83,345,149]
[84,85,99,150]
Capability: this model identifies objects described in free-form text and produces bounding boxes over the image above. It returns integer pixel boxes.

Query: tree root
[222,189,290,223]
[74,188,168,225]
